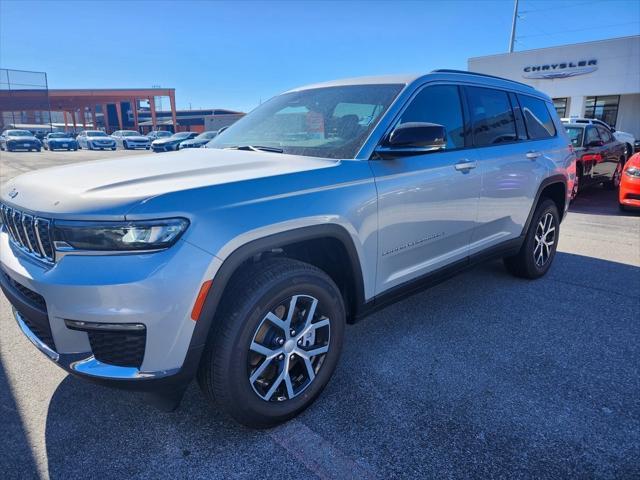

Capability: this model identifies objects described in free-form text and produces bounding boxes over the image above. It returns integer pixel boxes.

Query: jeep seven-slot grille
[1,204,55,262]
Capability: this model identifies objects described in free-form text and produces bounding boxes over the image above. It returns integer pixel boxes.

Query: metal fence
[0,68,53,134]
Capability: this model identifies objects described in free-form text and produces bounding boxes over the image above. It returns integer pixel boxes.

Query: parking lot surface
[1,150,639,479]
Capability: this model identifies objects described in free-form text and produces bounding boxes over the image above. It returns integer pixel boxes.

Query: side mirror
[376,122,446,157]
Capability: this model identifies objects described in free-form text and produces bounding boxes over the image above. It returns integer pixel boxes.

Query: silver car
[111,130,151,150]
[0,70,574,427]
[76,130,116,150]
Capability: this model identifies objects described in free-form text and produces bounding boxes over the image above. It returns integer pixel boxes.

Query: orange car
[619,152,640,211]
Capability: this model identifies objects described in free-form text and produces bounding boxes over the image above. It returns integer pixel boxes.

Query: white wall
[617,94,640,138]
[468,36,640,99]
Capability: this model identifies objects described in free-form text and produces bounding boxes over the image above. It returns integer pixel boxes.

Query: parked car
[0,129,41,152]
[0,70,573,427]
[619,153,640,211]
[564,122,627,198]
[178,131,218,149]
[76,130,116,150]
[111,130,151,150]
[146,130,172,141]
[562,117,636,159]
[634,139,640,153]
[43,132,78,151]
[151,131,198,152]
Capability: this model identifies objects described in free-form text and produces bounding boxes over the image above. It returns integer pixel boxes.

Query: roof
[287,74,421,92]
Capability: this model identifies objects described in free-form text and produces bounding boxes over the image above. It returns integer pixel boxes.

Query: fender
[521,174,568,235]
[180,224,366,374]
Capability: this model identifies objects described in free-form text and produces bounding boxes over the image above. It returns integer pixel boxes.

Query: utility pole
[509,0,519,53]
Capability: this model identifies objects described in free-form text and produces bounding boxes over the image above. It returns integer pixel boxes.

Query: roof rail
[431,69,535,90]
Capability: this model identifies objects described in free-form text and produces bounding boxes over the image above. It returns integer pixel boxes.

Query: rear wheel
[604,160,624,190]
[197,258,345,428]
[504,199,559,279]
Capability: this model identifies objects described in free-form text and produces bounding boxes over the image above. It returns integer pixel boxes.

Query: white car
[111,130,151,150]
[76,130,116,151]
[561,118,636,158]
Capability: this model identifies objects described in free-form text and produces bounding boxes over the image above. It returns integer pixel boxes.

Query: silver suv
[0,70,574,427]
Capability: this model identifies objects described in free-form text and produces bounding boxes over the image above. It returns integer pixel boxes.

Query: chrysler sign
[523,59,598,79]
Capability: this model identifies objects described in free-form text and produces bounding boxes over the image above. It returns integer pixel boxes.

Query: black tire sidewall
[214,268,345,426]
[523,200,559,277]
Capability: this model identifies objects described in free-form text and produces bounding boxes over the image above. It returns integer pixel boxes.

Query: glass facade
[584,95,620,127]
[552,98,568,117]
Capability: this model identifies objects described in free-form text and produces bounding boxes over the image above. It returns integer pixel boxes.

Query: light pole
[509,0,519,53]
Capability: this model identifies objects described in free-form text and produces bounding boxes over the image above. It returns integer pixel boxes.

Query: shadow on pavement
[569,185,639,217]
[0,357,39,479]
[44,252,640,479]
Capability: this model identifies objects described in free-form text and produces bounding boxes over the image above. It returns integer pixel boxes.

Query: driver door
[369,84,481,294]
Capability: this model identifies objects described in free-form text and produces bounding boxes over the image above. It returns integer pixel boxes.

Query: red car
[619,152,640,211]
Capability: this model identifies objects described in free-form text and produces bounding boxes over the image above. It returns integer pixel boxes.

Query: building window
[584,95,620,127]
[553,98,568,117]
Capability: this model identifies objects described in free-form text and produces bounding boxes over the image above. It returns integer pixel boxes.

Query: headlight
[625,166,640,178]
[52,218,189,252]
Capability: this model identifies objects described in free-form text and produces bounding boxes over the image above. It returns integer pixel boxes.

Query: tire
[604,160,624,190]
[504,198,560,279]
[123,141,129,150]
[570,168,581,201]
[197,258,345,428]
[36,147,41,152]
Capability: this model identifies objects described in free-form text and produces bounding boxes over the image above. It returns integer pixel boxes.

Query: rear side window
[398,85,466,149]
[466,87,517,147]
[597,126,613,143]
[518,94,557,139]
[585,126,600,145]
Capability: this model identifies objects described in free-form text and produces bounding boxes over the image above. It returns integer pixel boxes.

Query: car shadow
[43,252,640,478]
[570,184,638,216]
[0,357,39,479]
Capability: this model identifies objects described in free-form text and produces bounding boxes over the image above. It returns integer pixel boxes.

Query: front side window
[397,85,465,149]
[467,87,516,147]
[208,84,404,159]
[585,126,601,145]
[596,126,613,143]
[518,95,556,140]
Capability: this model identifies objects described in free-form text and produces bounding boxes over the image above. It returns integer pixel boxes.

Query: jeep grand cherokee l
[0,70,575,427]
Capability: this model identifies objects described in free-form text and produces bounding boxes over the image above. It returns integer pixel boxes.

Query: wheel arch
[522,175,567,235]
[190,224,366,351]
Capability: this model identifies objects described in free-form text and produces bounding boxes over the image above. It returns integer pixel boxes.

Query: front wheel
[504,198,559,279]
[197,258,345,428]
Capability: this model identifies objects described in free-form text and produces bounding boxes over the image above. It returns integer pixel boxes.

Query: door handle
[454,160,477,171]
[526,151,541,160]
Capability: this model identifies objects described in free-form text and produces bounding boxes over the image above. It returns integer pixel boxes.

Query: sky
[1,0,639,112]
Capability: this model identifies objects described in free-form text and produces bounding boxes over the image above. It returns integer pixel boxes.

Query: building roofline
[469,35,640,61]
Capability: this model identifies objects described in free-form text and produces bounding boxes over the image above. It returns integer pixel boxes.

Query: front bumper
[619,174,640,208]
[7,141,40,150]
[0,228,218,387]
[91,141,116,149]
[152,143,178,152]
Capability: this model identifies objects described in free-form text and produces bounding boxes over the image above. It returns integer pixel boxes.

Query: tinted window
[466,87,516,147]
[518,94,556,139]
[398,85,465,149]
[565,127,584,148]
[585,127,600,145]
[597,126,613,143]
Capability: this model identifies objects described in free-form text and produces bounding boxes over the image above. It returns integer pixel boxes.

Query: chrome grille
[1,204,55,263]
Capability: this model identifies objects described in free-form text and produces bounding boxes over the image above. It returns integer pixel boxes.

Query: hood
[122,135,149,142]
[0,148,336,219]
[182,138,208,145]
[153,137,183,145]
[87,136,114,141]
[7,135,38,141]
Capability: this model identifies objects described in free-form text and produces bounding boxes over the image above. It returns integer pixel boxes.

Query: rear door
[370,83,481,294]
[466,88,550,254]
[594,126,620,179]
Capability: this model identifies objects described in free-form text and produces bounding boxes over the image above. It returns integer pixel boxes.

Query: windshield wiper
[225,145,284,153]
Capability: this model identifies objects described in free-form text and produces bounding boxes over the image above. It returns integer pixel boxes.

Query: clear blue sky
[1,0,638,112]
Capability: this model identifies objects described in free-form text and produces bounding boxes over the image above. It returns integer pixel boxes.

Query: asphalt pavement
[0,150,639,479]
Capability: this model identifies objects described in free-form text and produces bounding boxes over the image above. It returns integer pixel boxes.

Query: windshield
[48,133,69,138]
[155,131,171,137]
[121,131,140,136]
[565,126,584,147]
[7,130,32,136]
[87,131,108,137]
[196,131,217,140]
[208,84,404,159]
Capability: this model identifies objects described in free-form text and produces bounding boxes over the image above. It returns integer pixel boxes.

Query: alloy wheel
[613,163,622,188]
[248,295,330,402]
[533,212,555,267]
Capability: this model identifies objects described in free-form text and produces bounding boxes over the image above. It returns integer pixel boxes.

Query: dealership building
[468,35,640,138]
